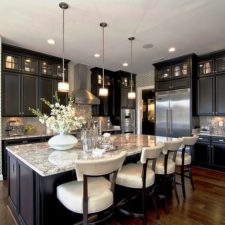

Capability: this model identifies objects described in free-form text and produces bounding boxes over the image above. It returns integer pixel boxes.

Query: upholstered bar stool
[154,138,183,212]
[176,135,198,199]
[57,151,127,225]
[115,143,164,225]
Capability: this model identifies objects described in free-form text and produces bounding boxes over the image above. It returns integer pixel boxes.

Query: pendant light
[99,22,108,97]
[58,2,69,93]
[128,37,136,99]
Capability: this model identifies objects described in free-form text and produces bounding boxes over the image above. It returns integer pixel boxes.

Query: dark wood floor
[1,167,225,225]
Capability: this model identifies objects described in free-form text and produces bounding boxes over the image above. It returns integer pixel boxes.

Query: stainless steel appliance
[155,88,191,137]
[121,109,136,133]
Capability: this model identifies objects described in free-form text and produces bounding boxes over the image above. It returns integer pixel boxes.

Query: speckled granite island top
[6,134,176,177]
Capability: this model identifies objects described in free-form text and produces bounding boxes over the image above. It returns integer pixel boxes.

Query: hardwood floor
[1,167,225,225]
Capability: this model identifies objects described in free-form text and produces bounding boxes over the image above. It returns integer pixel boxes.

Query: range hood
[72,64,100,105]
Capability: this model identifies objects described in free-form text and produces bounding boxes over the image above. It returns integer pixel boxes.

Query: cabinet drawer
[155,80,171,91]
[197,136,210,143]
[172,77,190,89]
[211,136,225,144]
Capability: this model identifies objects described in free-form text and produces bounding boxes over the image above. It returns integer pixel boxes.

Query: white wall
[136,70,155,134]
[0,37,2,180]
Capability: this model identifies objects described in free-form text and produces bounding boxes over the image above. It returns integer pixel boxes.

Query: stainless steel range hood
[72,64,100,105]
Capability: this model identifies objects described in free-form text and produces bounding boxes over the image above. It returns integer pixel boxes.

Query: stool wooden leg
[152,191,160,219]
[173,174,180,206]
[163,178,169,213]
[181,165,186,199]
[142,189,147,225]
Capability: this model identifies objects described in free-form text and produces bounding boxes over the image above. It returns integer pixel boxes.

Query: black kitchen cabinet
[22,75,39,115]
[39,77,53,114]
[193,136,225,172]
[154,54,197,92]
[91,67,115,117]
[21,55,39,75]
[193,141,211,168]
[2,52,21,72]
[8,154,18,210]
[215,75,225,114]
[2,72,38,116]
[211,137,225,171]
[197,77,214,115]
[2,44,70,116]
[2,72,21,116]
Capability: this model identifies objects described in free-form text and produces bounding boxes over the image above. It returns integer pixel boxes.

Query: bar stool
[176,135,198,199]
[57,151,127,225]
[115,143,164,225]
[154,138,183,212]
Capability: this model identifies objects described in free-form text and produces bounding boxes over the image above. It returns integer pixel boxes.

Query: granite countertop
[197,132,225,137]
[2,133,54,141]
[6,134,176,177]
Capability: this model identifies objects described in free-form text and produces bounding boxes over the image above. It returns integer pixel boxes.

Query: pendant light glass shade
[58,2,69,93]
[128,37,136,100]
[58,81,69,92]
[99,87,108,97]
[99,22,108,97]
[128,91,136,99]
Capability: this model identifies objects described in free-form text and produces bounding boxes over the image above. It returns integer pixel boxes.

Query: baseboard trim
[0,174,3,181]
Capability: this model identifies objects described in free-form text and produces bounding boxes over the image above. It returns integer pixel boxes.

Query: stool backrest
[182,135,198,146]
[75,151,127,181]
[140,143,164,164]
[163,138,183,175]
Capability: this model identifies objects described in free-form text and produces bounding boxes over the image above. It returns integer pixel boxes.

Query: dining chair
[57,151,127,225]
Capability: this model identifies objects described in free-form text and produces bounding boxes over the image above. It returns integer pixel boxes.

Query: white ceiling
[1,0,225,75]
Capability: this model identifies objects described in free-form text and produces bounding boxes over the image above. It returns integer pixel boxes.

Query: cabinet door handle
[22,141,28,144]
[13,164,15,173]
[219,139,224,142]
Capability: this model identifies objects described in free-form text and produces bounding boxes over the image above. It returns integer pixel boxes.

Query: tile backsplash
[199,116,225,135]
[2,105,93,137]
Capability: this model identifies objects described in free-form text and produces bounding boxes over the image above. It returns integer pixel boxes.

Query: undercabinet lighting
[123,62,128,67]
[47,39,55,45]
[168,47,176,52]
[94,53,100,58]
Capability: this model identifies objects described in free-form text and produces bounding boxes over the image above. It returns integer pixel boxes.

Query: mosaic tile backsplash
[199,116,225,135]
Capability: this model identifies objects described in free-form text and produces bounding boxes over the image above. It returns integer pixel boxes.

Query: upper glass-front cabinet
[172,63,189,78]
[40,60,54,76]
[215,56,225,74]
[22,56,38,74]
[198,60,214,76]
[156,67,171,81]
[3,53,21,72]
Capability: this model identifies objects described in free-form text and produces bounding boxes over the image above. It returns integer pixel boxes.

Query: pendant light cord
[62,7,65,82]
[102,25,105,88]
[130,38,133,93]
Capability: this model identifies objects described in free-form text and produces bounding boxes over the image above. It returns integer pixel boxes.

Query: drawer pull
[22,140,28,144]
[219,139,224,142]
[199,137,203,140]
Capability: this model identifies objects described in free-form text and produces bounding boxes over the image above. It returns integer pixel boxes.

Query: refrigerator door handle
[170,109,173,134]
[166,109,169,134]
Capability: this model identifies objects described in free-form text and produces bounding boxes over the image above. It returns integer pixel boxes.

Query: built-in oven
[121,109,135,133]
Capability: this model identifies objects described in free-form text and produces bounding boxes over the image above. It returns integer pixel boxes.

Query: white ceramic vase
[48,132,78,150]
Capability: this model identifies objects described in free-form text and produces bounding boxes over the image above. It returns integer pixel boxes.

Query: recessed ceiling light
[168,47,176,52]
[94,53,100,58]
[123,62,128,67]
[47,39,55,45]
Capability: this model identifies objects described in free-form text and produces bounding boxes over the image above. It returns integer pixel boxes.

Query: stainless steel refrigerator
[155,88,191,137]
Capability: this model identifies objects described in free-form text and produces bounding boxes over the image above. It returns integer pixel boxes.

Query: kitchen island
[6,134,176,225]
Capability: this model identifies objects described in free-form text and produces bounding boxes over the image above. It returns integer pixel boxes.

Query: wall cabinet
[192,136,225,172]
[154,54,196,92]
[2,44,69,116]
[197,51,225,115]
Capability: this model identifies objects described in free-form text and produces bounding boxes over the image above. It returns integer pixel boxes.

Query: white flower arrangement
[30,94,85,133]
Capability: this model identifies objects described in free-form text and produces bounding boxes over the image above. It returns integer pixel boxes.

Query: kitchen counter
[6,134,176,177]
[6,134,177,225]
[197,132,225,137]
[2,133,53,140]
